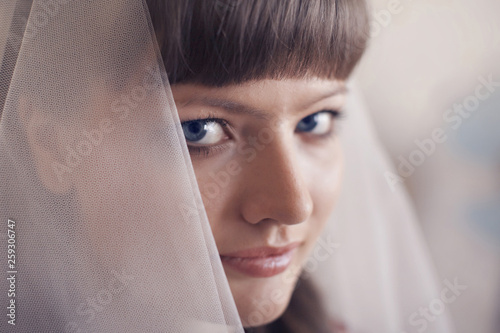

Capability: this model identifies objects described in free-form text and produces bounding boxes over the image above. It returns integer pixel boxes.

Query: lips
[220,242,300,278]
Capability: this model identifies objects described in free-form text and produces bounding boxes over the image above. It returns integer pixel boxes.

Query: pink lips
[220,242,300,278]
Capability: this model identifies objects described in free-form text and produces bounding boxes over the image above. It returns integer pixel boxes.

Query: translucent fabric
[0,1,454,332]
[0,0,242,332]
[310,85,456,333]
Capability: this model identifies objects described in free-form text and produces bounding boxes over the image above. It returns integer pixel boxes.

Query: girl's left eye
[296,111,338,135]
[181,119,228,145]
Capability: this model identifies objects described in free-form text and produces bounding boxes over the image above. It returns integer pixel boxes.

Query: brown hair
[148,0,369,86]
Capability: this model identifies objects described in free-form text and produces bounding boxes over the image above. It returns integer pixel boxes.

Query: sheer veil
[310,84,456,333]
[0,1,454,332]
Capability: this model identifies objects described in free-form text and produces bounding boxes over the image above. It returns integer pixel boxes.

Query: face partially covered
[25,73,345,328]
[172,78,345,327]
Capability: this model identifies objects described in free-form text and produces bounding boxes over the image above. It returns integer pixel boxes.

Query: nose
[239,137,313,226]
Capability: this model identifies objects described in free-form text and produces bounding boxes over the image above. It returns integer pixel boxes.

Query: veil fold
[0,1,243,332]
[311,85,455,333]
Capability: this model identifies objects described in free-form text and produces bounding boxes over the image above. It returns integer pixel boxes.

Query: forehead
[171,78,346,116]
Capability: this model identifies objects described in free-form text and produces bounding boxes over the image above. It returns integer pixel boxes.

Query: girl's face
[172,78,345,327]
[27,74,344,328]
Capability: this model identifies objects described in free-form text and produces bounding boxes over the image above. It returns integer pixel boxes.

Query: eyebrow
[183,97,272,120]
[182,86,347,120]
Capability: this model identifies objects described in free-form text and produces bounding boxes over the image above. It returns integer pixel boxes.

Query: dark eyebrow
[183,97,271,120]
[182,85,347,120]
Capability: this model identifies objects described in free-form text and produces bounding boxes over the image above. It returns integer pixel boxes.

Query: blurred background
[354,0,500,332]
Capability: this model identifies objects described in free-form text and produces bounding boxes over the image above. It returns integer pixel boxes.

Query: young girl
[0,1,453,332]
[146,0,368,331]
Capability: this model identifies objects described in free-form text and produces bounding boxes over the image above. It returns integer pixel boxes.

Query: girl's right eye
[181,119,228,145]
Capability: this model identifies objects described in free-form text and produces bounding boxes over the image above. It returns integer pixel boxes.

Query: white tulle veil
[0,1,454,332]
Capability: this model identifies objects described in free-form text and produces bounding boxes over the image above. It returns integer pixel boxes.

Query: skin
[172,78,345,327]
[25,73,345,328]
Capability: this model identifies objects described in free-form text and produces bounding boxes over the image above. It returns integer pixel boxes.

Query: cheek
[73,147,145,262]
[188,155,239,245]
[72,135,190,265]
[187,140,344,325]
[291,140,343,281]
[304,140,344,237]
[189,139,344,252]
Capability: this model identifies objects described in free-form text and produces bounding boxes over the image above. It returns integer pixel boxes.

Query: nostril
[240,180,313,226]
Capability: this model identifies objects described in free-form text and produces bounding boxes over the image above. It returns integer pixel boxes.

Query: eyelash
[183,112,230,129]
[181,112,231,157]
[182,113,229,127]
[187,144,228,157]
[181,110,343,157]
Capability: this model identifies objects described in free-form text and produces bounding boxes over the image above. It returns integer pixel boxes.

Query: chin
[240,297,289,328]
[229,273,298,328]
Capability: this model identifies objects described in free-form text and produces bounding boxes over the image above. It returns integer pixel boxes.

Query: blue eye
[181,119,227,144]
[296,111,337,135]
[297,114,319,132]
[182,120,207,142]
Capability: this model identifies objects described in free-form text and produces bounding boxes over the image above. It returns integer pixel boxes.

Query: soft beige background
[354,1,500,332]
